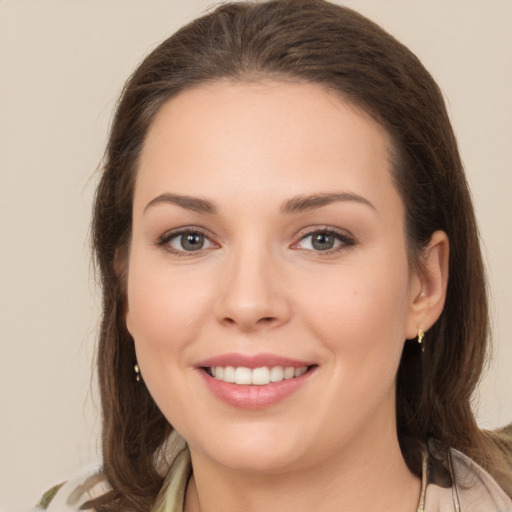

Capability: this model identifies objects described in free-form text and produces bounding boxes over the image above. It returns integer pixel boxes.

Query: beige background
[0,0,510,509]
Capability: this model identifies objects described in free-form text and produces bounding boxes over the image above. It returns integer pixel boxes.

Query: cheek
[125,253,214,363]
[302,257,410,340]
[297,249,411,386]
[125,256,214,426]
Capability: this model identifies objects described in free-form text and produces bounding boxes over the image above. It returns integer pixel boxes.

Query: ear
[405,230,449,339]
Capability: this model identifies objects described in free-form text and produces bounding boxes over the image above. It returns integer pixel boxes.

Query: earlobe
[124,287,134,337]
[406,230,449,339]
[125,309,133,336]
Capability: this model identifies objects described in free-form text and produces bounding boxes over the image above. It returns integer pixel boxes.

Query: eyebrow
[143,191,375,216]
[281,192,376,214]
[144,193,217,214]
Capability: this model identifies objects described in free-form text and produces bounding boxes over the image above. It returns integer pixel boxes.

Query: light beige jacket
[37,434,512,512]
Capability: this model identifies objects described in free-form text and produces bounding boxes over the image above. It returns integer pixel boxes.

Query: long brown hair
[90,1,512,509]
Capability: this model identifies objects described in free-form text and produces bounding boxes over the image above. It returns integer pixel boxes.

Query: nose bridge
[215,236,289,330]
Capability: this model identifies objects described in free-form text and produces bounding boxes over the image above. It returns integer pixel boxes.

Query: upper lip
[196,352,315,369]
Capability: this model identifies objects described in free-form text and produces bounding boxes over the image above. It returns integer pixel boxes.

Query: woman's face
[126,81,422,473]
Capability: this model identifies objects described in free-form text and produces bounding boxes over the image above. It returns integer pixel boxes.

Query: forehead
[135,80,399,215]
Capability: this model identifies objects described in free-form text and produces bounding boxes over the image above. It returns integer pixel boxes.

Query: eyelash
[155,227,217,257]
[155,226,356,256]
[292,227,356,254]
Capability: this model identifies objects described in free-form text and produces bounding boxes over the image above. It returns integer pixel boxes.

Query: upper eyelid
[156,227,219,257]
[294,225,355,240]
[157,226,215,243]
[292,226,357,251]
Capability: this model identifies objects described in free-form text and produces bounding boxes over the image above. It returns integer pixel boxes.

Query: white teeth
[209,365,309,385]
[234,367,252,384]
[223,366,235,383]
[284,367,295,380]
[270,366,284,382]
[252,367,270,385]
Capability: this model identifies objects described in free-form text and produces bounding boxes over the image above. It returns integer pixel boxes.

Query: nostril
[222,316,276,327]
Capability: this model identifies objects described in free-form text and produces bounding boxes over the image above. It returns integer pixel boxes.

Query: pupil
[182,232,204,251]
[312,233,334,250]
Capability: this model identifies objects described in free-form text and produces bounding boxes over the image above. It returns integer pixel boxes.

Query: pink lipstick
[196,353,317,409]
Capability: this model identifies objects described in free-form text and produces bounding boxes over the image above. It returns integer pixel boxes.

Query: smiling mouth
[203,365,316,385]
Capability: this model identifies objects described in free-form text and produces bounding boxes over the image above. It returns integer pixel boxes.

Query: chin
[213,445,307,475]
[187,422,313,474]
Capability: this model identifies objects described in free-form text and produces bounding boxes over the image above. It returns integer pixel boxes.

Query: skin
[126,81,449,512]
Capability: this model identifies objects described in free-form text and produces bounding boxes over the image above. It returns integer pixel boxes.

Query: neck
[184,426,421,512]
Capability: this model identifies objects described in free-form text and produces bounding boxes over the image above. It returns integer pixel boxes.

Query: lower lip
[198,368,316,409]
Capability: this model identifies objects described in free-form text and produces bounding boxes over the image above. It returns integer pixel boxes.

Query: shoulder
[424,437,512,512]
[34,466,110,512]
[449,448,512,511]
[35,431,189,512]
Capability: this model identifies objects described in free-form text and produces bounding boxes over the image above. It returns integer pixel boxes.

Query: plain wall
[1,1,510,509]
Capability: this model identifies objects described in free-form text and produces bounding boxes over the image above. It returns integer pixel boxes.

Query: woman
[38,0,512,511]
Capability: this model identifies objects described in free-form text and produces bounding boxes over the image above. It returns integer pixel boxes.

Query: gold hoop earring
[134,363,141,382]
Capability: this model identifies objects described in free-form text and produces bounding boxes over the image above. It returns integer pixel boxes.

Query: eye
[293,229,355,252]
[158,229,216,254]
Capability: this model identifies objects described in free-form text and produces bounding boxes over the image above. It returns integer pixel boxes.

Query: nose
[214,244,291,332]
